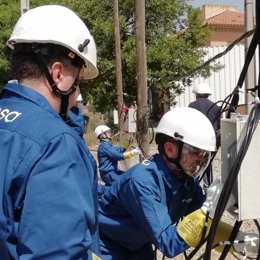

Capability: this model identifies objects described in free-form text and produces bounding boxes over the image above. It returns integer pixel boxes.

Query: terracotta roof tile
[204,10,244,26]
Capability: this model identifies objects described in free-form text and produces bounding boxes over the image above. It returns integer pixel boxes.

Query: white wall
[174,44,259,109]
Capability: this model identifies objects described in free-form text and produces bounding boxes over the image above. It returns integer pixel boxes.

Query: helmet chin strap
[155,134,191,179]
[56,80,78,121]
[32,47,80,120]
[101,132,111,140]
[164,142,191,180]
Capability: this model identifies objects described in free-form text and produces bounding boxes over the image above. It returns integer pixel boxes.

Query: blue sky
[190,0,255,13]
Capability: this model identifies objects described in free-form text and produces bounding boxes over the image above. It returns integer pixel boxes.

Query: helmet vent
[78,39,90,52]
[174,132,183,139]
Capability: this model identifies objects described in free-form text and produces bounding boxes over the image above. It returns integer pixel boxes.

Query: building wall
[201,4,238,20]
[208,28,245,46]
[174,44,259,115]
[201,4,246,46]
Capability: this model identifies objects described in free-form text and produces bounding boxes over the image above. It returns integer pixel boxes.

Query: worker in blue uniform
[98,107,259,260]
[67,105,85,138]
[189,82,221,189]
[189,83,221,139]
[95,124,141,185]
[67,93,86,139]
[0,5,101,260]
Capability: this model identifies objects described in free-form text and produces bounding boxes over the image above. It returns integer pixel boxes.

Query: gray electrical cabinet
[221,116,260,221]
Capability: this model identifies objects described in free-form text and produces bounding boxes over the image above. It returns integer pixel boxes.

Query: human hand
[201,179,235,219]
[201,179,222,218]
[233,232,259,254]
[131,147,141,156]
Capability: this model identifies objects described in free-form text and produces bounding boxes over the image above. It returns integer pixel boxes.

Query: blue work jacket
[0,82,100,259]
[98,154,205,259]
[67,106,85,138]
[97,140,125,184]
[188,98,221,132]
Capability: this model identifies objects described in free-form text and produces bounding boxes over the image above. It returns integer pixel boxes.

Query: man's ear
[164,141,178,159]
[50,62,63,85]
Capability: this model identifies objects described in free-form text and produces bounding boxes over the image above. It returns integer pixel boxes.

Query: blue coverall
[67,105,85,138]
[98,154,205,260]
[0,83,100,259]
[97,140,125,185]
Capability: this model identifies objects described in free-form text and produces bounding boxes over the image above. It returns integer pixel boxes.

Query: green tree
[0,0,215,116]
[0,0,20,88]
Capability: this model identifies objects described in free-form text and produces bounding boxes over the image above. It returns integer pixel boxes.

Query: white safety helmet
[7,5,98,79]
[192,83,212,95]
[95,125,111,138]
[156,107,216,151]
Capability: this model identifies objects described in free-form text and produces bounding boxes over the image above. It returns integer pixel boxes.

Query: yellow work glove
[177,209,241,251]
[177,208,211,247]
[123,147,141,159]
[177,179,236,248]
[92,253,102,260]
[122,139,130,150]
[123,151,132,159]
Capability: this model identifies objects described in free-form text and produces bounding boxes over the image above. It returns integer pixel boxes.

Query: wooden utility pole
[244,0,255,114]
[113,0,124,139]
[135,0,149,157]
[20,0,29,15]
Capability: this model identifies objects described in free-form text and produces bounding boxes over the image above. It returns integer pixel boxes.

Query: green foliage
[0,0,20,88]
[0,0,217,114]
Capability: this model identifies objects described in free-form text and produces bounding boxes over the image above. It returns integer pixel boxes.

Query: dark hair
[196,93,210,98]
[11,53,42,81]
[155,133,184,168]
[155,133,177,154]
